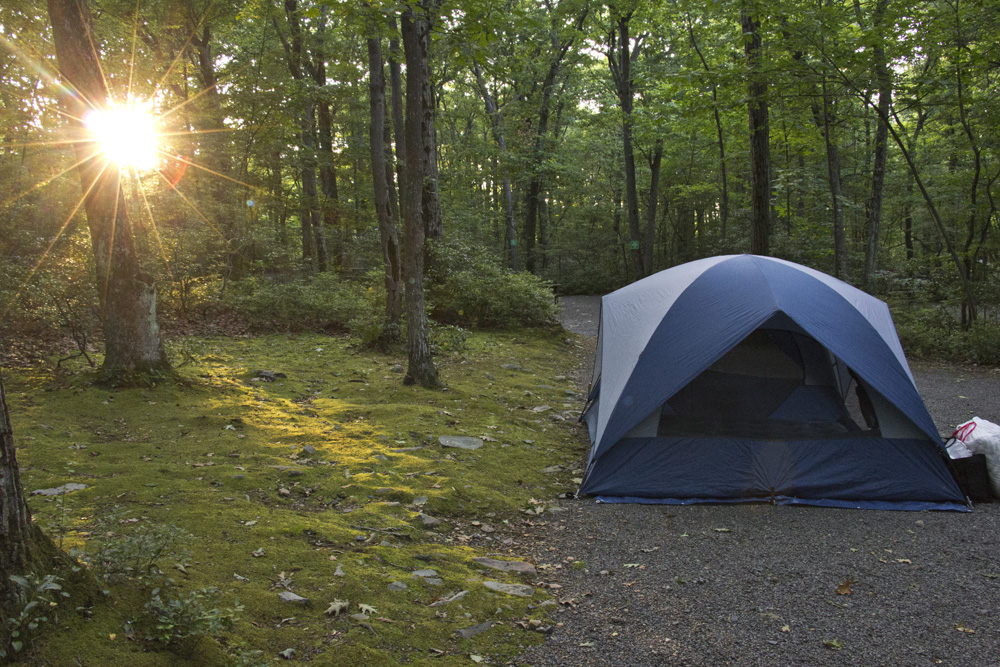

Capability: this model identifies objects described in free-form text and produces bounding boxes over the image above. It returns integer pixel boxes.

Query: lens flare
[84,102,159,170]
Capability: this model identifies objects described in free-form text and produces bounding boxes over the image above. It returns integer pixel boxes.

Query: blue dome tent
[579,255,967,510]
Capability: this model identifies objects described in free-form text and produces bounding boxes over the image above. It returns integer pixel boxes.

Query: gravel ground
[516,296,1000,666]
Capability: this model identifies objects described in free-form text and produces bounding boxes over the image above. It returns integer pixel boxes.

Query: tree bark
[608,11,644,280]
[367,36,403,344]
[644,138,663,273]
[48,0,169,378]
[400,5,441,389]
[742,8,772,256]
[0,374,49,603]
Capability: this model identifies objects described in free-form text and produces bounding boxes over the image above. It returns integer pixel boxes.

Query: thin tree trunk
[608,12,644,280]
[401,4,440,388]
[815,80,848,280]
[644,138,663,273]
[367,36,402,343]
[687,16,729,241]
[48,0,168,377]
[857,0,891,291]
[388,19,406,222]
[471,61,519,270]
[742,8,771,256]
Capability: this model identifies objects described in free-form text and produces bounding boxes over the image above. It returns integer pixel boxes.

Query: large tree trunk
[48,0,169,378]
[0,373,61,647]
[742,8,772,256]
[608,12,644,280]
[400,5,441,389]
[368,37,403,344]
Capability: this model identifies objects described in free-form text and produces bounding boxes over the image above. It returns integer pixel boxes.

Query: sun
[84,101,160,171]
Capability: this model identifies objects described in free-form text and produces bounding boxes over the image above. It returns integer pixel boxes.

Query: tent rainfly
[579,254,967,511]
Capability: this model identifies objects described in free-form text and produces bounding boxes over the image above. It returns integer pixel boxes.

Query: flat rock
[412,569,439,578]
[32,483,88,496]
[455,621,494,640]
[302,445,316,455]
[278,591,309,604]
[438,436,484,450]
[500,363,525,371]
[418,513,441,527]
[413,496,429,506]
[388,581,408,592]
[484,580,534,597]
[472,557,537,576]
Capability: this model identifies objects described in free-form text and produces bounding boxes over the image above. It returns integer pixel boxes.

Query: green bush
[427,241,557,329]
[223,273,368,332]
[143,586,242,646]
[892,304,1000,365]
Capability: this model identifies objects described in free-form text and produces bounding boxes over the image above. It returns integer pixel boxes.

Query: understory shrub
[223,273,369,332]
[892,304,1000,365]
[427,240,557,329]
[143,586,242,646]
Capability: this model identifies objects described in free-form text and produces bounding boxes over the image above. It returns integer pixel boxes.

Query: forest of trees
[2,0,999,363]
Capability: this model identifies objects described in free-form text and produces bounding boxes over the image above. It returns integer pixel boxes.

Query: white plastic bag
[953,417,1000,495]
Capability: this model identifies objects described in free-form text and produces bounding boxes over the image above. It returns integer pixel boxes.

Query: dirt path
[515,296,1000,666]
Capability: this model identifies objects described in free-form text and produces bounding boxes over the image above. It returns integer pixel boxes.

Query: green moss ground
[7,330,588,665]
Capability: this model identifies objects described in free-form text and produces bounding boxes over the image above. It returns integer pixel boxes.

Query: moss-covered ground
[7,329,588,665]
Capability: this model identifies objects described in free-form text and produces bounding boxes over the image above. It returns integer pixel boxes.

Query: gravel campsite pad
[517,296,1000,666]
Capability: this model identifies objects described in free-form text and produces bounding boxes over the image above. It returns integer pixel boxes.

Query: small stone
[438,436,484,450]
[455,621,494,639]
[501,363,524,371]
[391,364,404,373]
[418,513,442,527]
[388,581,408,592]
[528,619,542,629]
[279,591,309,604]
[278,488,291,497]
[350,613,370,622]
[538,599,557,608]
[413,496,429,506]
[915,520,925,527]
[31,483,88,496]
[230,474,247,480]
[286,469,304,477]
[302,445,316,455]
[483,580,534,597]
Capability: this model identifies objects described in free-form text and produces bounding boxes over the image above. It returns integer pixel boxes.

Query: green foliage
[2,573,70,659]
[892,305,1000,365]
[223,273,368,332]
[143,586,242,646]
[76,513,192,584]
[427,240,558,329]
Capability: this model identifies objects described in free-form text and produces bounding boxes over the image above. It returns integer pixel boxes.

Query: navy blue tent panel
[580,255,967,510]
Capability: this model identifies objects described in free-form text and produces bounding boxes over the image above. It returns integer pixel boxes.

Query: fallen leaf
[470,655,484,663]
[836,577,855,595]
[781,625,790,633]
[359,603,378,615]
[623,563,641,568]
[252,548,265,558]
[956,625,975,634]
[326,599,349,616]
[896,559,912,564]
[714,528,731,533]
